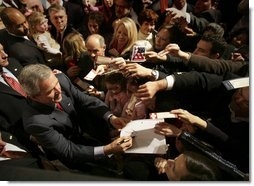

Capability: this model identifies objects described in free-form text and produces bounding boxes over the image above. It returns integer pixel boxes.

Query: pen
[117,138,130,145]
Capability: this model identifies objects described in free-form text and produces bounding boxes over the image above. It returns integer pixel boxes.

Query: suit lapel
[0,82,24,97]
[59,94,75,114]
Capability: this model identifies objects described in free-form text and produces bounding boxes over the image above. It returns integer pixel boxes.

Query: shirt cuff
[103,112,113,124]
[185,12,190,23]
[165,75,175,90]
[94,146,113,158]
[154,70,159,80]
[94,146,105,158]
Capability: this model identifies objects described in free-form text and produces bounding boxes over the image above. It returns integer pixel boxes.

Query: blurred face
[194,0,212,14]
[47,0,61,4]
[0,44,9,67]
[26,0,44,13]
[140,21,155,35]
[174,0,186,10]
[104,0,113,7]
[88,19,99,34]
[35,19,49,33]
[49,9,67,32]
[105,82,121,95]
[193,39,213,58]
[116,24,128,46]
[165,154,189,181]
[230,87,249,118]
[31,72,62,106]
[155,28,170,51]
[7,10,29,36]
[115,0,131,18]
[86,37,105,61]
[231,33,248,48]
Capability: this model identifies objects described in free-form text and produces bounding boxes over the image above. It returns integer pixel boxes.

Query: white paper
[149,112,177,119]
[83,69,97,81]
[223,77,249,90]
[120,119,168,154]
[0,142,26,161]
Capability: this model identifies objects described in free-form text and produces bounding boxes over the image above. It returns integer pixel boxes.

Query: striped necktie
[1,73,27,97]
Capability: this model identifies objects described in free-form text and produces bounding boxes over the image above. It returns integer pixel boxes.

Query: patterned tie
[56,102,64,111]
[1,73,27,97]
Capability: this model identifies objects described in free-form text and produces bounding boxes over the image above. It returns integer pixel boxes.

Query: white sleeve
[165,75,175,90]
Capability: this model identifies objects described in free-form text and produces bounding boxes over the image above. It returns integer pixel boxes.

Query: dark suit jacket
[0,58,42,156]
[158,54,248,76]
[50,25,78,51]
[0,58,24,130]
[63,1,85,29]
[190,9,222,34]
[0,29,46,66]
[22,73,112,169]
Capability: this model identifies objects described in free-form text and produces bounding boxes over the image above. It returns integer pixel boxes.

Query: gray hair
[19,64,52,97]
[86,34,106,48]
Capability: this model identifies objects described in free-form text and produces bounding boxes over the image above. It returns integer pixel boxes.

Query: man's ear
[211,53,220,59]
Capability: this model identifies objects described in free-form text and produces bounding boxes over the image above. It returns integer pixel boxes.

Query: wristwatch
[151,70,158,80]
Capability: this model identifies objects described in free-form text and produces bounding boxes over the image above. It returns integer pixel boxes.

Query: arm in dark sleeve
[57,73,111,120]
[188,54,246,75]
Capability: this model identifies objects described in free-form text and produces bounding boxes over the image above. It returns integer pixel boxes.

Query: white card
[83,69,97,81]
[149,112,177,119]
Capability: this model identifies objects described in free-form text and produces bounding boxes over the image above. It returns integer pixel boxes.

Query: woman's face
[140,21,155,35]
[230,87,249,118]
[88,19,100,34]
[165,154,189,180]
[116,24,128,46]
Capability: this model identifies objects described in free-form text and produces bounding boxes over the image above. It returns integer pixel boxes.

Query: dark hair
[200,34,227,57]
[88,11,105,27]
[157,25,186,44]
[181,151,221,181]
[105,72,127,91]
[138,8,159,26]
[203,22,225,38]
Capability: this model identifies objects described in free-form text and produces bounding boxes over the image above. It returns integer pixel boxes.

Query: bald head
[85,34,106,60]
[0,7,29,36]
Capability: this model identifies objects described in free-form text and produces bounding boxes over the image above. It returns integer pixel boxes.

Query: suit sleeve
[187,55,246,75]
[57,73,111,120]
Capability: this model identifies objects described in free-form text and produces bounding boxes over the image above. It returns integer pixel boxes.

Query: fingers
[157,50,168,57]
[171,108,187,115]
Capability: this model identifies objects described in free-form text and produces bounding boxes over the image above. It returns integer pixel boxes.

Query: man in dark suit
[48,4,78,51]
[19,64,132,175]
[0,43,42,157]
[0,7,46,66]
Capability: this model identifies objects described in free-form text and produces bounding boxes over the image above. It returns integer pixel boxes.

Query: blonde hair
[62,32,87,60]
[110,17,138,56]
[27,11,47,35]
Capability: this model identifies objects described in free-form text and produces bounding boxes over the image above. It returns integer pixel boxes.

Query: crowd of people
[0,0,250,181]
